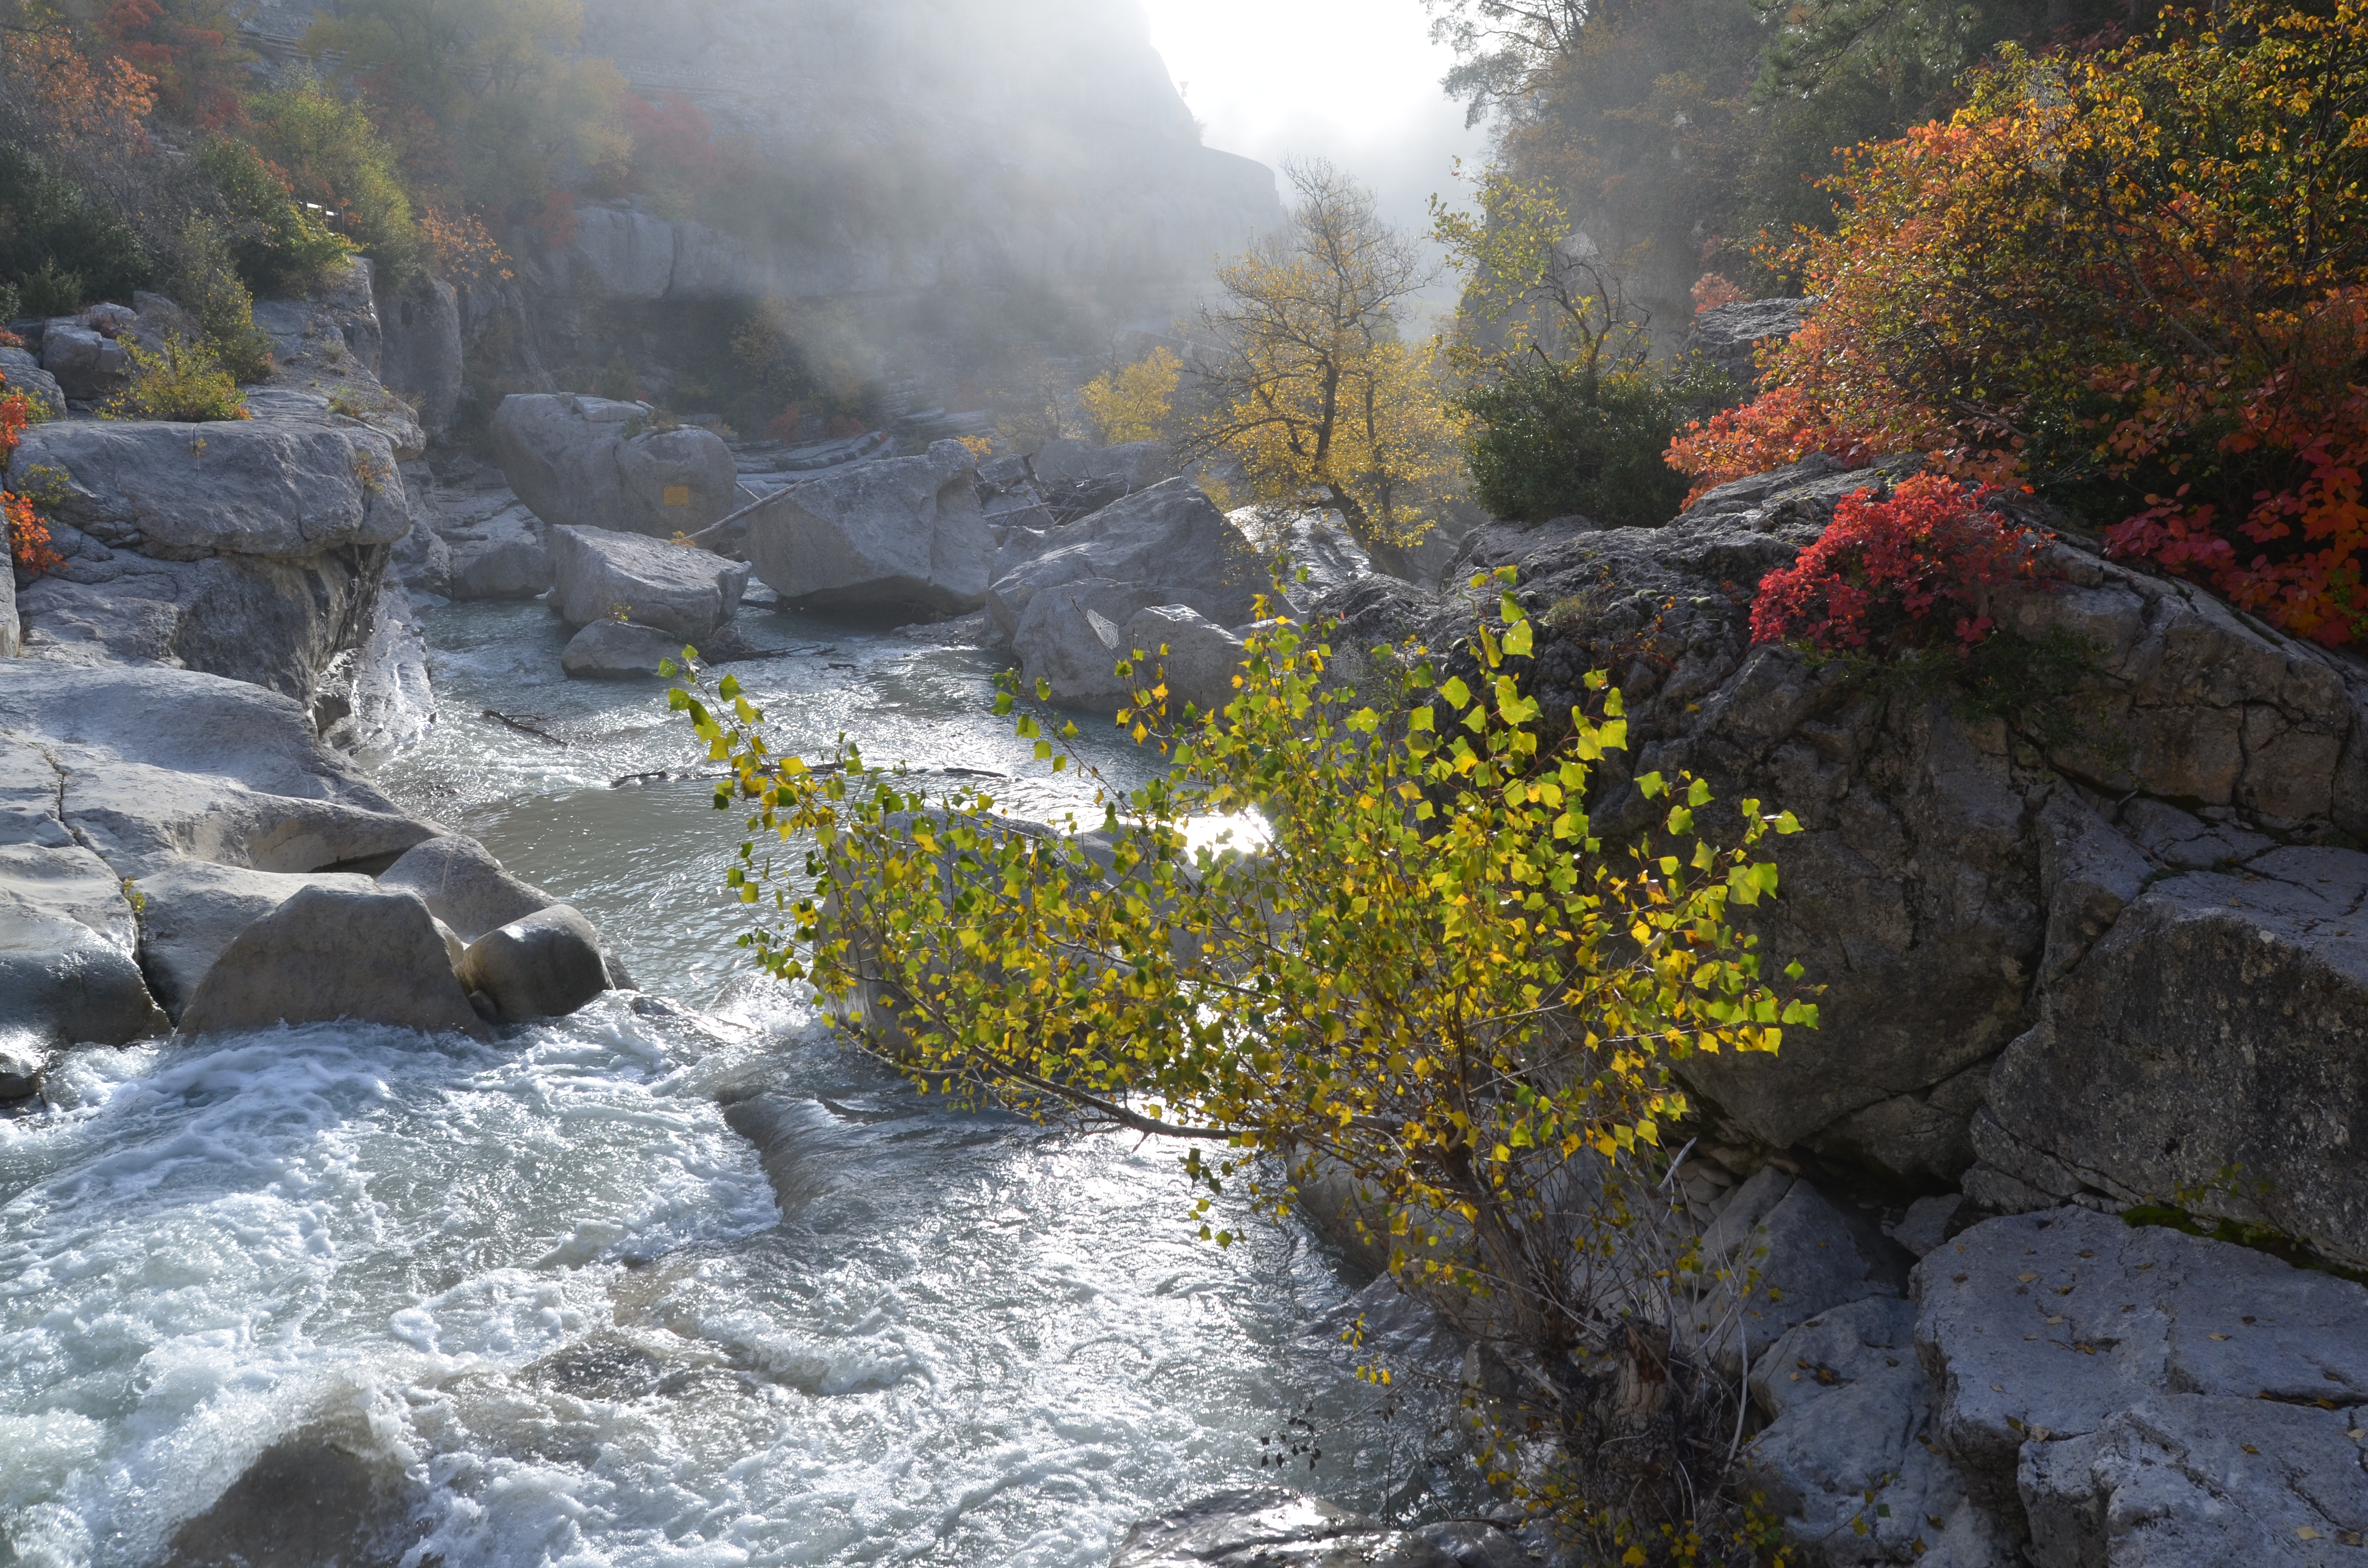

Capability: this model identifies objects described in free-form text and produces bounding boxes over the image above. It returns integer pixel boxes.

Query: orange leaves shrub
[1691,272,1745,313]
[0,385,60,577]
[1668,0,2368,644]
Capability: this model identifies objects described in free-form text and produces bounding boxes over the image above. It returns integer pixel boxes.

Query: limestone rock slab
[547,525,749,638]
[178,885,486,1038]
[491,394,736,538]
[744,440,990,615]
[985,480,1265,649]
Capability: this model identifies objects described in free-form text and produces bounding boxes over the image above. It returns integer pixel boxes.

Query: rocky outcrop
[1385,457,2368,1270]
[374,269,465,436]
[1689,297,1814,392]
[742,439,990,615]
[985,480,1266,649]
[442,501,551,600]
[0,664,620,1044]
[1,345,67,419]
[178,884,489,1038]
[9,417,408,700]
[1116,605,1247,715]
[546,524,750,638]
[0,558,17,659]
[39,316,129,403]
[491,393,738,538]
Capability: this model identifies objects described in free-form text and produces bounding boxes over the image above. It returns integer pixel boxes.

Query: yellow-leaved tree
[1177,160,1466,570]
[1078,346,1180,445]
[667,574,1818,1558]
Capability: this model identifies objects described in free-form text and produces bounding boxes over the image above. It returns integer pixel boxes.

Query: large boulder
[1031,437,1174,494]
[443,503,550,601]
[742,439,990,615]
[458,903,610,1020]
[177,885,486,1038]
[0,737,168,1048]
[0,344,67,419]
[1119,604,1247,715]
[560,619,680,679]
[490,394,737,538]
[985,480,1267,649]
[1915,1208,2368,1538]
[133,861,379,1021]
[567,202,678,299]
[39,318,128,402]
[1976,845,2368,1267]
[546,525,750,638]
[11,417,409,563]
[376,833,555,942]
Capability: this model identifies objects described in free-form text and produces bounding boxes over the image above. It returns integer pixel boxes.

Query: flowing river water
[0,598,1483,1568]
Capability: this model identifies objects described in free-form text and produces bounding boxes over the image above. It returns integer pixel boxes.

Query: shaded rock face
[0,344,67,419]
[1688,297,1815,392]
[743,439,989,615]
[375,268,465,436]
[491,394,738,538]
[0,558,17,659]
[547,524,750,637]
[1393,460,2368,1266]
[377,833,557,943]
[40,318,128,401]
[985,480,1266,649]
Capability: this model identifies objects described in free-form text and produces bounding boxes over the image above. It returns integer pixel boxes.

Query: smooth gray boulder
[491,394,736,538]
[1119,604,1247,715]
[0,559,17,659]
[39,318,128,402]
[0,662,434,882]
[547,525,749,638]
[1745,1297,2014,1568]
[1008,578,1163,710]
[1915,1208,2368,1522]
[2019,1397,2368,1568]
[133,862,378,1021]
[985,480,1265,649]
[1979,845,2368,1267]
[743,439,990,615]
[178,885,487,1038]
[560,620,680,679]
[389,504,452,598]
[0,1038,46,1099]
[1700,1169,1912,1352]
[444,504,550,600]
[1233,505,1373,610]
[0,344,67,419]
[9,418,410,562]
[458,903,609,1021]
[377,834,556,943]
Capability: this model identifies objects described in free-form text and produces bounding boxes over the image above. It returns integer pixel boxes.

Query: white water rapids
[0,600,1482,1568]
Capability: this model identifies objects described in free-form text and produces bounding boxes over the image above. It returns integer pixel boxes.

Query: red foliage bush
[1691,272,1746,314]
[1750,475,2046,651]
[0,386,61,577]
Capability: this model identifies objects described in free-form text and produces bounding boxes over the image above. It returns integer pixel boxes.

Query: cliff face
[567,0,1282,321]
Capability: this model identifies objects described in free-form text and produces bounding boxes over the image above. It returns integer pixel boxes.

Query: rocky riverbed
[6,282,2368,1564]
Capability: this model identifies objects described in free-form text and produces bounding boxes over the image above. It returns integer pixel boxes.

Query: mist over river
[0,600,1482,1568]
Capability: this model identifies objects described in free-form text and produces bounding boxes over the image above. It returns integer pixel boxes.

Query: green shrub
[0,142,151,307]
[1458,357,1728,527]
[194,138,353,298]
[19,260,83,318]
[105,335,249,422]
[242,78,419,288]
[163,217,275,382]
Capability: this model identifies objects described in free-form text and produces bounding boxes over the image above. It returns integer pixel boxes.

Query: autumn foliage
[1750,476,2045,650]
[0,384,60,577]
[1671,0,2368,645]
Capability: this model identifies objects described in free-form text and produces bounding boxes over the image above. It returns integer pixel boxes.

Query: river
[0,597,1481,1568]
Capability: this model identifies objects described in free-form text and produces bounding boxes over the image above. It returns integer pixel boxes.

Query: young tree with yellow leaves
[1078,346,1181,446]
[1176,160,1464,571]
